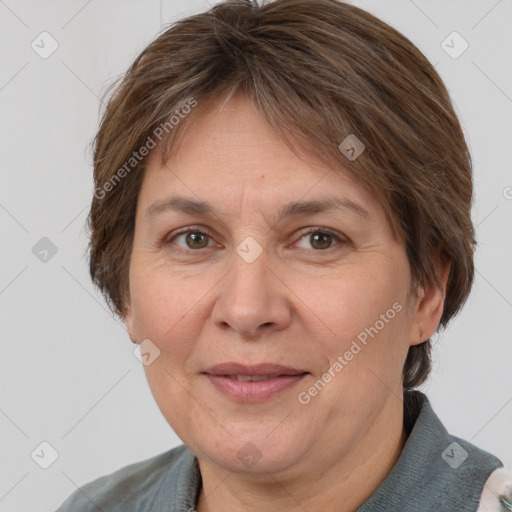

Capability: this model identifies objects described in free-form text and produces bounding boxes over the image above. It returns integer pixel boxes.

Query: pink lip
[204,374,308,402]
[202,362,309,402]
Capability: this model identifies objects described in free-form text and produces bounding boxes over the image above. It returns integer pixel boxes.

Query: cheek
[296,261,407,329]
[129,260,234,388]
[128,262,200,355]
[292,262,411,368]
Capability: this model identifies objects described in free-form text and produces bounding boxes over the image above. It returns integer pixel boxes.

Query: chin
[198,431,307,475]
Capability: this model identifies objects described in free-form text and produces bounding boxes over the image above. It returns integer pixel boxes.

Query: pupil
[312,233,331,249]
[187,232,207,248]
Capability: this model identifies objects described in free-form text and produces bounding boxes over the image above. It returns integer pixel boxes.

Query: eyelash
[163,226,348,253]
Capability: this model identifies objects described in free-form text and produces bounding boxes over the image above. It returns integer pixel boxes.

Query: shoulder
[55,444,194,512]
[477,466,512,512]
[399,392,507,510]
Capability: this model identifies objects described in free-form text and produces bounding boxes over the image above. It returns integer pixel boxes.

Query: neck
[196,395,407,512]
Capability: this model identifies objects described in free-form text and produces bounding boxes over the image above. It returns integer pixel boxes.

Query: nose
[211,244,292,338]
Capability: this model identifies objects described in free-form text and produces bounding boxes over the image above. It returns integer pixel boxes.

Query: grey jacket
[55,391,507,511]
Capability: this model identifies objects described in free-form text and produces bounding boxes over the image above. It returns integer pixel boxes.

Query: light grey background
[0,0,511,510]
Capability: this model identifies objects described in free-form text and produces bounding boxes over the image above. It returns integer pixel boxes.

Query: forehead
[139,94,381,220]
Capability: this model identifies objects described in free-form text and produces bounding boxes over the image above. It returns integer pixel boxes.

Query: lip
[202,362,309,402]
[203,362,308,377]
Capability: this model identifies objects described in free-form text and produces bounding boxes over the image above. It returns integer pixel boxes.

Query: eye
[164,226,347,252]
[167,228,214,250]
[294,228,345,251]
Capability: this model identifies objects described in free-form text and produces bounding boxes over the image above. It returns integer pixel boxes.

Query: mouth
[201,362,310,402]
[220,374,297,381]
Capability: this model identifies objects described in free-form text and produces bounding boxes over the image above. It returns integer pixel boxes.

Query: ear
[409,257,451,346]
[124,304,138,344]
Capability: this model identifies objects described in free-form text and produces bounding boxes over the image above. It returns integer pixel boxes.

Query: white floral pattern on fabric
[477,467,512,512]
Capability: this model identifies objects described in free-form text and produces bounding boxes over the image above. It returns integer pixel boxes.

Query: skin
[125,92,450,512]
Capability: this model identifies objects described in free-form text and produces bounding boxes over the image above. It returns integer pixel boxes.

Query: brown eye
[309,232,333,250]
[170,230,212,250]
[295,228,345,251]
[185,232,210,249]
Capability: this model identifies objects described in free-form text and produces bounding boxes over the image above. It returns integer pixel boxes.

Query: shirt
[55,390,510,511]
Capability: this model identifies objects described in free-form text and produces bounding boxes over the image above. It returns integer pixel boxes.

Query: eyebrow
[145,195,370,222]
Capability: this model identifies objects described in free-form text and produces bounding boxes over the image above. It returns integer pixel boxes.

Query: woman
[56,0,511,510]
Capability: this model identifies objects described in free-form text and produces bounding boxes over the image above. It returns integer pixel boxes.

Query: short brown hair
[88,0,475,390]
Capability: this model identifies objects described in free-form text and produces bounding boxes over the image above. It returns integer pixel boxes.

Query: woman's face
[125,94,437,477]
